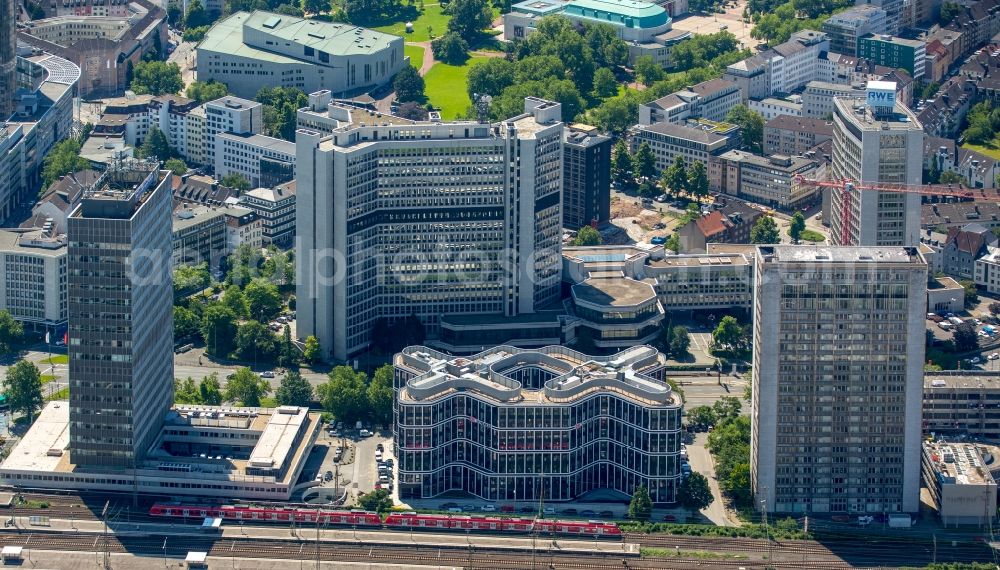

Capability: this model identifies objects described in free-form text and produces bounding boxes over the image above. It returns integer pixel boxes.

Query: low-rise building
[630,119,740,177]
[801,81,863,118]
[942,223,996,280]
[639,79,741,125]
[925,137,1000,189]
[215,132,295,188]
[923,201,1000,232]
[922,441,997,527]
[569,275,664,348]
[171,204,228,269]
[393,345,683,504]
[975,246,1000,295]
[222,206,263,250]
[677,201,761,253]
[927,275,964,314]
[764,115,833,155]
[723,30,830,102]
[748,96,802,121]
[924,373,1000,439]
[240,182,296,247]
[916,76,977,138]
[717,150,821,209]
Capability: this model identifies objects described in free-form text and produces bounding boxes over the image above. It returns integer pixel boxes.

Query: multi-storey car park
[392,345,683,505]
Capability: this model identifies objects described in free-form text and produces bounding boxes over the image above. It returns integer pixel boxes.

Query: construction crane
[794,176,1000,245]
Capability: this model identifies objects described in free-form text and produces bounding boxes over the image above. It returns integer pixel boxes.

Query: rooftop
[638,121,734,144]
[563,0,669,28]
[765,114,834,135]
[216,131,296,155]
[720,149,818,171]
[761,245,921,264]
[924,441,996,486]
[648,252,750,268]
[172,204,225,232]
[572,275,657,307]
[833,95,923,131]
[207,96,261,110]
[860,33,926,48]
[926,373,1000,390]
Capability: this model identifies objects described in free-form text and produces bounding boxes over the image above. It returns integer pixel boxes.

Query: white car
[359,429,372,437]
[482,504,497,512]
[990,353,999,360]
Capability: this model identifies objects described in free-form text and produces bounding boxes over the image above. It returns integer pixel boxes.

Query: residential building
[0,0,14,121]
[23,170,96,234]
[67,163,174,469]
[196,11,405,99]
[922,441,997,527]
[924,373,1000,439]
[393,345,683,504]
[941,223,996,279]
[147,95,201,158]
[923,201,1000,232]
[829,83,924,246]
[916,76,978,138]
[938,0,1000,62]
[677,201,761,252]
[639,79,741,125]
[222,206,263,251]
[562,124,611,230]
[748,97,803,121]
[18,0,166,98]
[802,81,863,119]
[215,132,295,188]
[858,0,902,35]
[718,150,821,209]
[752,245,928,515]
[0,227,67,331]
[976,246,1000,294]
[858,34,925,80]
[924,137,1000,189]
[764,115,833,155]
[172,173,240,208]
[241,181,296,246]
[724,30,830,102]
[724,53,771,102]
[296,98,565,361]
[171,204,228,269]
[629,119,740,177]
[822,5,888,56]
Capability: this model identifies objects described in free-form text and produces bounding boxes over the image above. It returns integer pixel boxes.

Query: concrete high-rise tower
[0,0,15,121]
[829,82,924,247]
[67,164,174,469]
[751,245,927,515]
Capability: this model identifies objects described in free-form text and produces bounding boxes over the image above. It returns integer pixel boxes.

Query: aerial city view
[1,0,1000,565]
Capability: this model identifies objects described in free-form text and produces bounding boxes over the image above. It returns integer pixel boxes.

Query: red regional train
[149,504,622,537]
[149,503,381,526]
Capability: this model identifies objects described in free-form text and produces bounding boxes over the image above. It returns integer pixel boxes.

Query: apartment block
[639,79,741,125]
[241,182,296,247]
[723,30,830,102]
[748,97,803,121]
[858,34,925,80]
[67,164,174,469]
[764,115,833,155]
[393,345,683,504]
[562,124,611,230]
[296,98,564,361]
[829,84,924,246]
[752,245,927,515]
[802,81,863,119]
[630,119,740,177]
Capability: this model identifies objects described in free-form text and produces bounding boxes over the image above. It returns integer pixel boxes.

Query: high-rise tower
[67,163,174,469]
[0,0,16,121]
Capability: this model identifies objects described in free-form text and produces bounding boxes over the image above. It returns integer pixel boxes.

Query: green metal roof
[563,0,668,28]
[198,10,401,62]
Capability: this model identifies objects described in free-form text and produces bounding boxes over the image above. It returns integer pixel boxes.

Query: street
[166,30,197,90]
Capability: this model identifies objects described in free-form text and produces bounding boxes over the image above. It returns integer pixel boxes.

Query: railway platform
[3,515,641,557]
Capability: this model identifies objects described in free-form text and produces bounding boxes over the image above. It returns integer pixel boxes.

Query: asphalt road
[166,31,197,90]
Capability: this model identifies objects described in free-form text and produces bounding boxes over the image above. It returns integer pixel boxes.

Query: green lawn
[373,4,450,42]
[963,141,1000,161]
[40,374,56,385]
[405,44,425,69]
[46,387,69,401]
[424,57,486,120]
[43,354,68,365]
[799,229,826,242]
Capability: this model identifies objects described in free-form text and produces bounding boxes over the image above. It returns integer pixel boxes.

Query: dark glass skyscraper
[0,0,15,121]
[67,165,174,469]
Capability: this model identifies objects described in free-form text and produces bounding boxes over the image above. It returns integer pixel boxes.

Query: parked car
[482,504,497,512]
[462,504,476,512]
[543,507,555,515]
[561,508,578,516]
[260,371,275,378]
[599,510,615,518]
[501,505,515,513]
[359,429,373,437]
[580,509,597,517]
[663,514,677,522]
[376,443,384,452]
[324,470,333,481]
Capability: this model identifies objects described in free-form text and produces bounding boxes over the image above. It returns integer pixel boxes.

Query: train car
[383,512,619,537]
[533,518,622,537]
[150,504,380,527]
[149,503,224,519]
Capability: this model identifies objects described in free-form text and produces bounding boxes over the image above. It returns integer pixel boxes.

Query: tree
[921,81,941,101]
[235,321,278,362]
[940,170,965,185]
[276,324,299,368]
[927,151,941,183]
[301,0,330,14]
[4,361,43,420]
[201,304,239,356]
[396,101,429,121]
[186,80,229,104]
[393,66,425,103]
[185,0,209,28]
[670,326,691,358]
[275,2,304,15]
[687,160,708,202]
[571,226,602,246]
[221,284,249,317]
[750,215,780,244]
[317,366,368,423]
[167,2,183,25]
[276,371,313,406]
[633,55,664,86]
[446,0,492,42]
[174,263,210,295]
[940,1,963,23]
[988,302,1000,318]
[712,396,742,420]
[175,377,202,404]
[664,155,688,196]
[244,278,283,321]
[224,367,270,406]
[182,25,209,42]
[174,306,202,341]
[199,373,223,405]
[140,125,173,161]
[130,61,183,96]
[686,405,717,427]
[632,142,656,180]
[0,311,23,354]
[726,104,765,153]
[589,96,637,135]
[303,335,321,363]
[664,233,680,253]
[358,489,393,513]
[255,86,309,141]
[611,139,633,183]
[712,315,745,351]
[678,472,713,513]
[221,173,251,191]
[788,211,806,243]
[590,67,618,99]
[488,79,585,123]
[960,279,979,308]
[467,58,516,99]
[953,321,979,352]
[628,485,653,520]
[431,32,469,65]
[42,138,90,188]
[367,365,394,425]
[164,158,188,176]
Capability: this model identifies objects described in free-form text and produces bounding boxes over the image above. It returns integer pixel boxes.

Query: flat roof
[648,253,750,268]
[2,401,70,472]
[924,441,995,486]
[834,95,923,131]
[761,245,920,264]
[217,132,295,155]
[248,406,308,469]
[572,276,657,307]
[925,373,1000,390]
